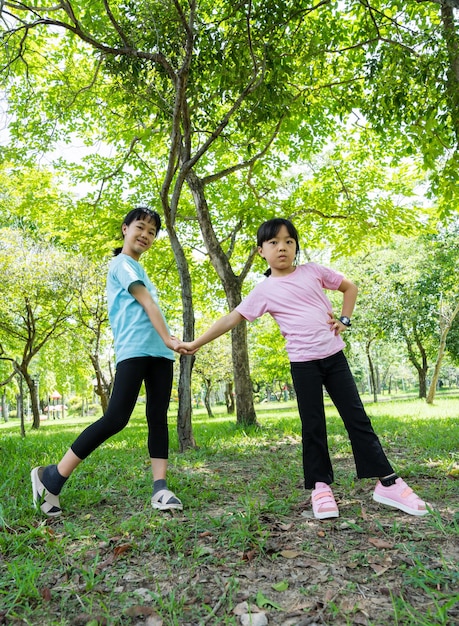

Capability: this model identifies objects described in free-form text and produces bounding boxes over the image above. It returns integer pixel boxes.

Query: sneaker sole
[373,492,429,516]
[151,499,183,511]
[314,510,339,520]
[31,468,62,517]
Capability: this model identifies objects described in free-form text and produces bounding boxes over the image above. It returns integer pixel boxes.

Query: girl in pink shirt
[178,218,429,519]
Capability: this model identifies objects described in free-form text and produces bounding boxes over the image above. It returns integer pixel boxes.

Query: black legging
[291,350,393,489]
[71,357,173,460]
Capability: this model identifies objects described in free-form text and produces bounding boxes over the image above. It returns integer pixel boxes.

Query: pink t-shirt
[236,263,345,362]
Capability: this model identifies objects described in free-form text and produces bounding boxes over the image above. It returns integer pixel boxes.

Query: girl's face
[121,217,157,260]
[258,224,297,277]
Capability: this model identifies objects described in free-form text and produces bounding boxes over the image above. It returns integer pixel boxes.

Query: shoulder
[110,254,142,276]
[300,262,339,276]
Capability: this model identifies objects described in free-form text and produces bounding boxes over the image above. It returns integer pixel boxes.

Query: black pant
[71,357,173,460]
[291,350,393,489]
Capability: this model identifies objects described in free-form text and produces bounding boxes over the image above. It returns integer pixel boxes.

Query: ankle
[42,464,68,495]
[379,473,398,487]
[153,479,167,494]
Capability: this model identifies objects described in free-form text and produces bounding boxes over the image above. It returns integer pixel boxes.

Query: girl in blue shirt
[32,207,182,515]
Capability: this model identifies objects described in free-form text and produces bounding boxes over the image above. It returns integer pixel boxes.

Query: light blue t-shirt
[107,254,175,364]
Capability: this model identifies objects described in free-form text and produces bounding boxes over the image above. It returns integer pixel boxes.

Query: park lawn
[0,397,458,625]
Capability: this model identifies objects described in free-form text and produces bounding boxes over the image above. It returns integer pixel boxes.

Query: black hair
[257,218,300,276]
[113,207,162,256]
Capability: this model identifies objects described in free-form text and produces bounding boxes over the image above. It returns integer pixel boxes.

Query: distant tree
[73,258,113,412]
[345,224,459,400]
[0,229,79,429]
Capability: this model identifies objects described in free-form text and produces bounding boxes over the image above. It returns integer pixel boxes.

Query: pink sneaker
[311,482,339,519]
[373,478,429,516]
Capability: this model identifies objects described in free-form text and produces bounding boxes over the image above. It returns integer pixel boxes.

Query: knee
[99,413,130,437]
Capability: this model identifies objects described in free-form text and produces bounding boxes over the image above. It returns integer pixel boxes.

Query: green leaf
[255,590,283,610]
[271,580,289,592]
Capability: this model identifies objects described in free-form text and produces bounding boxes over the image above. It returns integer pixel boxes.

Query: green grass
[0,397,458,625]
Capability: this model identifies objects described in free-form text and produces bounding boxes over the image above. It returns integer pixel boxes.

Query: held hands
[327,312,349,336]
[166,336,183,352]
[176,341,200,355]
[167,336,200,355]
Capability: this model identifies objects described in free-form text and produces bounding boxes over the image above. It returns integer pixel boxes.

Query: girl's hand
[166,335,182,351]
[327,311,347,335]
[175,341,200,355]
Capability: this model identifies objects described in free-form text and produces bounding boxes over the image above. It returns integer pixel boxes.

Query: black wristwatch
[339,316,352,327]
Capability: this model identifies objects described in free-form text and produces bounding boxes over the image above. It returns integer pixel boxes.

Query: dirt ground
[43,479,459,626]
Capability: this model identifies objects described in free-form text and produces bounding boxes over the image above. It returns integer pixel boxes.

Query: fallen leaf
[279,549,301,559]
[272,580,289,592]
[369,563,391,575]
[96,554,115,570]
[324,589,337,603]
[256,590,283,610]
[41,587,51,601]
[368,537,394,549]
[125,604,156,617]
[114,543,132,557]
[353,611,369,625]
[242,548,257,561]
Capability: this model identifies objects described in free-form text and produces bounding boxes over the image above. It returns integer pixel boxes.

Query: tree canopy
[1,0,458,439]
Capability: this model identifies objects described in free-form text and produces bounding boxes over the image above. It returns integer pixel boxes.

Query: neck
[269,265,296,277]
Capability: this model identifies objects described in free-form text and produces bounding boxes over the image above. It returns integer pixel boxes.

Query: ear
[122,223,128,235]
[257,246,264,258]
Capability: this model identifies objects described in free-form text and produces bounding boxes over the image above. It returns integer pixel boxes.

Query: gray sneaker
[31,467,62,516]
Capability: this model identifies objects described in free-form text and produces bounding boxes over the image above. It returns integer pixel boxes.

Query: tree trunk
[167,227,197,451]
[2,392,9,422]
[426,300,459,404]
[418,369,427,399]
[21,369,41,429]
[203,378,213,418]
[366,339,378,403]
[402,325,429,398]
[225,381,235,414]
[187,169,257,426]
[89,353,111,413]
[177,355,196,451]
[230,320,258,425]
[17,377,25,437]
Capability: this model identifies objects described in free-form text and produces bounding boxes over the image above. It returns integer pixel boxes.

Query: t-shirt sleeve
[235,284,268,322]
[314,264,344,291]
[113,257,143,292]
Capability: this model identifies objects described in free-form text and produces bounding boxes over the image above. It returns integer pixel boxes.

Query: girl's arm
[129,283,180,351]
[328,277,358,335]
[338,278,358,318]
[178,310,244,355]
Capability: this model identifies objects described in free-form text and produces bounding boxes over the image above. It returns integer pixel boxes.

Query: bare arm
[129,283,180,351]
[328,278,358,335]
[178,310,244,354]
